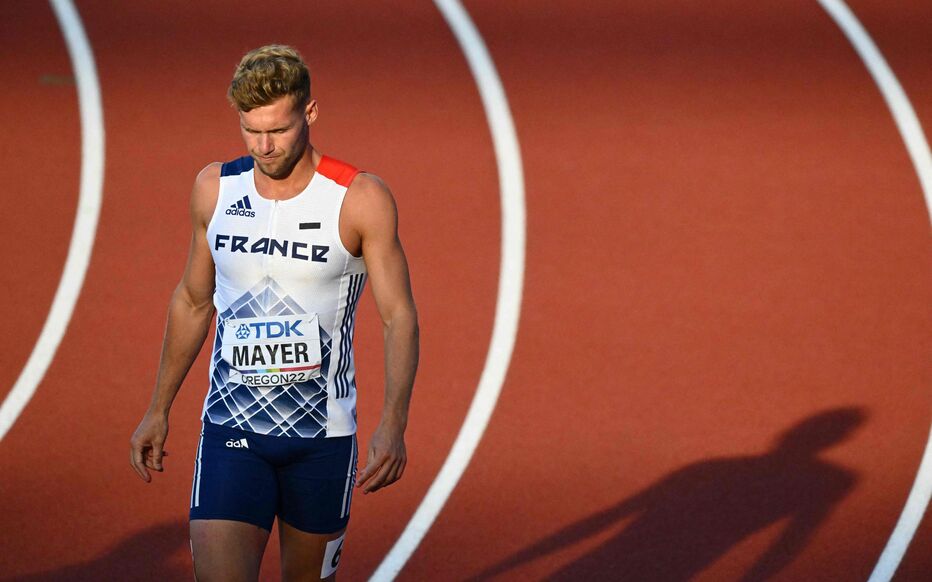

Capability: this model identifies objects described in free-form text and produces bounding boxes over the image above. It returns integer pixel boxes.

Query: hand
[130,410,169,483]
[356,422,407,494]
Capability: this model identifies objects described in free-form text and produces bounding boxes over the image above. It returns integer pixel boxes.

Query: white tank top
[202,155,366,438]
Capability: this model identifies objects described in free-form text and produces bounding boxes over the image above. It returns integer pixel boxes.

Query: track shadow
[471,407,866,581]
[6,520,190,582]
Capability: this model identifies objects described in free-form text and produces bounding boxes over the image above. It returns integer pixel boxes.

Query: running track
[1,1,929,580]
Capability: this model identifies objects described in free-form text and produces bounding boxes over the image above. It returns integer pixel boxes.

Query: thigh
[277,434,357,534]
[277,435,357,581]
[189,423,279,580]
[280,521,346,582]
[190,519,270,582]
[190,422,279,530]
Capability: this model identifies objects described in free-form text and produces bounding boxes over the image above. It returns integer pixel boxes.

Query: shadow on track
[471,407,866,581]
[5,520,190,582]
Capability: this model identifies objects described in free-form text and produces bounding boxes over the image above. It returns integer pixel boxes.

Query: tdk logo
[225,195,256,218]
[240,320,304,339]
[226,438,249,449]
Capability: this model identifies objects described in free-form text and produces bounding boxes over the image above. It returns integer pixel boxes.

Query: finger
[356,453,386,488]
[363,458,396,494]
[130,445,151,482]
[388,457,407,485]
[385,457,407,487]
[377,458,403,491]
[356,459,384,487]
[378,459,400,489]
[143,441,158,467]
[356,459,380,488]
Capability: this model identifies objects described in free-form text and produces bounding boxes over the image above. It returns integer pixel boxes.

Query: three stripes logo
[225,195,256,218]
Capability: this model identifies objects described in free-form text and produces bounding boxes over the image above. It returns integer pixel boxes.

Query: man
[129,45,419,581]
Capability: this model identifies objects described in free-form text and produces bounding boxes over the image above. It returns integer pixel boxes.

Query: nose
[257,133,274,155]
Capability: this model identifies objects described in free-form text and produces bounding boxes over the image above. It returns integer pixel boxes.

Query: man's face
[239,95,317,180]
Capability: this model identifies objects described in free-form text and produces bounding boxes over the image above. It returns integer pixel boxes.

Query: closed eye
[242,126,291,134]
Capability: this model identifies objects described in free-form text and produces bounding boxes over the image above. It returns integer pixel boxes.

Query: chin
[256,156,297,180]
[255,161,283,179]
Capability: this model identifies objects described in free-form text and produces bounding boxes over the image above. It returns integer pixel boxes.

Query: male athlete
[129,45,419,581]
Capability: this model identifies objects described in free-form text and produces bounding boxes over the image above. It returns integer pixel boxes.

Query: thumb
[151,442,165,471]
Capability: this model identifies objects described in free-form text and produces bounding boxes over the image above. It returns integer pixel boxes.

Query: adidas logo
[225,195,256,217]
[225,438,249,449]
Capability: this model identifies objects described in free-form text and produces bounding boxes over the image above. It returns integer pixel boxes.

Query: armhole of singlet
[319,156,366,264]
[334,184,366,263]
[206,158,244,235]
[205,176,224,236]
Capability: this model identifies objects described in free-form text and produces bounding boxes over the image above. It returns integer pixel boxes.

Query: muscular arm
[129,163,220,482]
[349,174,419,494]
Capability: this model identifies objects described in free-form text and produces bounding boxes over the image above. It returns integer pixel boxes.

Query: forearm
[380,309,419,429]
[148,284,215,416]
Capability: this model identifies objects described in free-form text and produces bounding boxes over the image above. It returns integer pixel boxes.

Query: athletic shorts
[189,421,357,533]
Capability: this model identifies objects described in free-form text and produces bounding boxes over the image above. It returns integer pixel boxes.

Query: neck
[254,144,321,200]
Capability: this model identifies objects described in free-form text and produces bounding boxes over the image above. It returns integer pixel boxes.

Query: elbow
[409,304,419,335]
[174,283,214,316]
[385,305,419,337]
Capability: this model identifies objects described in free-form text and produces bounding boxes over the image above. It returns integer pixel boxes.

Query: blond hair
[228,45,310,111]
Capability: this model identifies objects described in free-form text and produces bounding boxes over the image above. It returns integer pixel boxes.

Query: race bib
[221,314,322,387]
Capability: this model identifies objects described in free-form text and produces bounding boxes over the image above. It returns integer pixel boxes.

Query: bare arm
[129,163,220,482]
[350,174,419,494]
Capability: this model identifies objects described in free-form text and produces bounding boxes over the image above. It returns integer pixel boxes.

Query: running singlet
[202,155,366,438]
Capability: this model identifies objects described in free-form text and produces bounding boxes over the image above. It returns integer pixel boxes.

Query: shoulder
[195,161,222,187]
[344,172,398,232]
[347,171,390,195]
[190,162,222,227]
[346,172,396,213]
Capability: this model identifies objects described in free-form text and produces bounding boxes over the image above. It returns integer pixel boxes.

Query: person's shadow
[5,520,190,581]
[472,407,866,581]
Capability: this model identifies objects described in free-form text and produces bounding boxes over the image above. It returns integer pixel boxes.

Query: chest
[209,192,348,287]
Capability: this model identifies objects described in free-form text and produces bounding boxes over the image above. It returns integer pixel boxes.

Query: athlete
[129,45,419,581]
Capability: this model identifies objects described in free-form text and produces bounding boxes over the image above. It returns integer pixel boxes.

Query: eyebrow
[241,122,293,133]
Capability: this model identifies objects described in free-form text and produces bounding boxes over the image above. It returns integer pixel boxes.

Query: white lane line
[0,0,105,442]
[369,0,526,580]
[816,1,932,581]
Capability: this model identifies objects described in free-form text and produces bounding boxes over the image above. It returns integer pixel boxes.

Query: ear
[305,99,319,126]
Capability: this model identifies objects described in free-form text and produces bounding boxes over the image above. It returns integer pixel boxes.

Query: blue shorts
[189,421,357,533]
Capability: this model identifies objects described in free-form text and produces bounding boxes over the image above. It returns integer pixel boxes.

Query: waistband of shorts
[201,421,355,441]
[202,421,254,439]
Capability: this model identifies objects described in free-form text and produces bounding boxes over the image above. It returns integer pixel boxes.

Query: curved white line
[0,0,105,441]
[369,1,526,580]
[816,1,932,581]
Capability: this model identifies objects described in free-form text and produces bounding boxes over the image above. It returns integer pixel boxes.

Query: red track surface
[1,1,929,580]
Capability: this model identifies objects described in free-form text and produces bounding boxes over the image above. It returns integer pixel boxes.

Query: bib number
[321,534,344,578]
[221,314,322,387]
